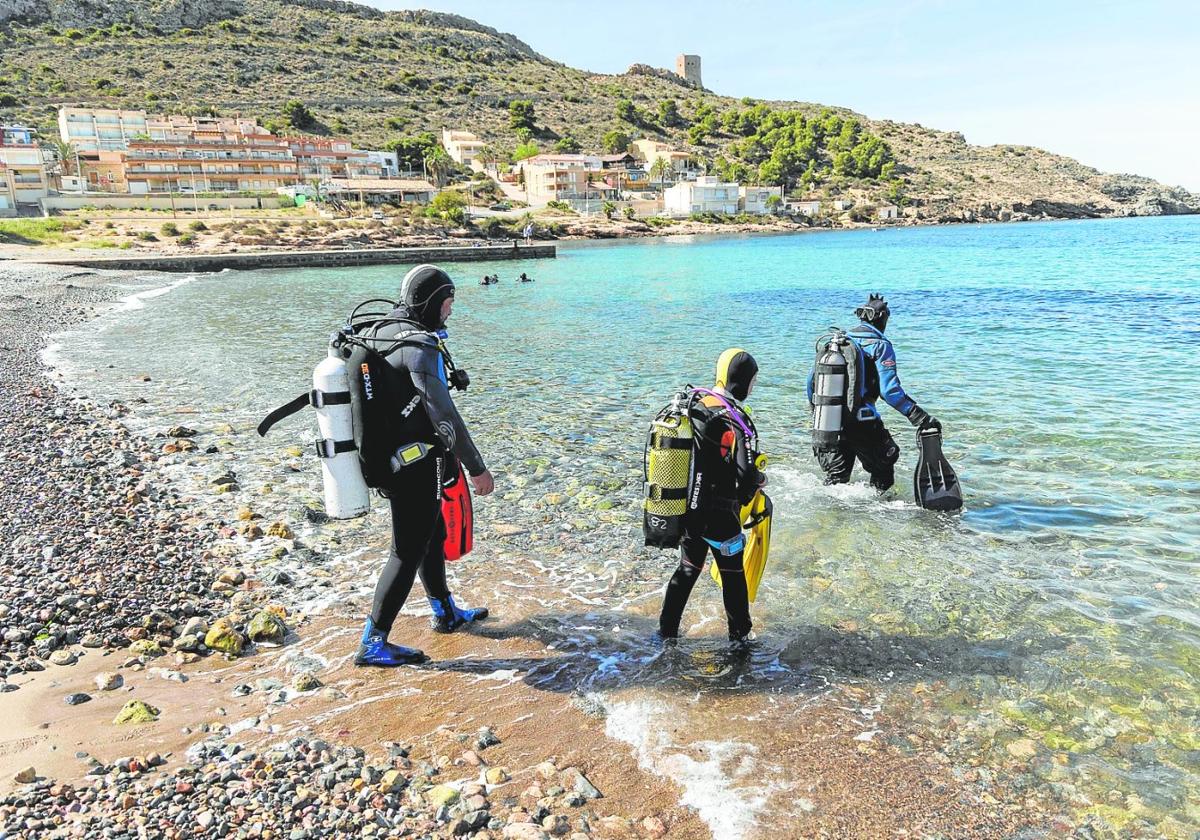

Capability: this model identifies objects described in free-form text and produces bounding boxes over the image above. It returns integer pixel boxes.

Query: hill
[1,0,1197,221]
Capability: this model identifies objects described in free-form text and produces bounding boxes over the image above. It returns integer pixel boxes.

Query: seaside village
[0,56,891,230]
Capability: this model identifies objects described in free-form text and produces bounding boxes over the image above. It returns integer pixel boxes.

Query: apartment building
[282,137,380,180]
[0,125,50,207]
[441,128,486,166]
[517,154,603,203]
[123,137,300,194]
[663,176,740,215]
[58,107,149,153]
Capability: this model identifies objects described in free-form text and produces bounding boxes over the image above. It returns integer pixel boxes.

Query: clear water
[59,217,1200,838]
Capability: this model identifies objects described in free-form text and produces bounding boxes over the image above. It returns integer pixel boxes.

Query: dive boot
[429,595,489,634]
[354,618,428,667]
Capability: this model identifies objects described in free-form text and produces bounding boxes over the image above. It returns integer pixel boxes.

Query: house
[441,129,486,166]
[600,153,637,170]
[0,163,16,216]
[516,154,603,203]
[0,126,50,207]
[832,199,853,212]
[877,204,899,220]
[364,150,401,178]
[788,200,821,215]
[324,178,436,204]
[630,139,693,179]
[122,137,300,194]
[738,185,782,214]
[82,151,130,193]
[663,176,739,216]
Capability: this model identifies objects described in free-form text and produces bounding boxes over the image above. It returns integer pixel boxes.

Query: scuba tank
[810,329,856,449]
[643,389,697,549]
[312,341,371,518]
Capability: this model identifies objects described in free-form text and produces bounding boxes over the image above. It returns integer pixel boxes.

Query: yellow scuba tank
[643,389,698,549]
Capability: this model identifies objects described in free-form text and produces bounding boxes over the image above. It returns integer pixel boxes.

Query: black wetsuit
[659,393,763,640]
[363,311,487,636]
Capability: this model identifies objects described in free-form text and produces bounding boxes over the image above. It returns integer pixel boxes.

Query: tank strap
[645,483,688,501]
[650,433,692,450]
[257,388,351,437]
[315,438,356,458]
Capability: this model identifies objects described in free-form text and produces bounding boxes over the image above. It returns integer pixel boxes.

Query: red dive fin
[442,463,474,561]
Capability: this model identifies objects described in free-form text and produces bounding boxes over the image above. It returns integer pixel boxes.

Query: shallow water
[59,217,1200,837]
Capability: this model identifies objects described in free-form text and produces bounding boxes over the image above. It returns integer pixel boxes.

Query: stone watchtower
[675,54,702,87]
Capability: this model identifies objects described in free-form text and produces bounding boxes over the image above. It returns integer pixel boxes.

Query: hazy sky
[367,0,1200,191]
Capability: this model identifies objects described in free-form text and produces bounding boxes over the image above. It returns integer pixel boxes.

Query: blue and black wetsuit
[807,322,925,490]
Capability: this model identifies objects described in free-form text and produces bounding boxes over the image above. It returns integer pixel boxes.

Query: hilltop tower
[675,54,702,87]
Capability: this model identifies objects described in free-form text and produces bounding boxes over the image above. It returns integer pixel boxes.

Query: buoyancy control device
[810,329,859,449]
[643,387,760,549]
[257,298,468,519]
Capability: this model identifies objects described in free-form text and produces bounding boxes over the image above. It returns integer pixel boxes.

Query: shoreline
[0,261,1058,839]
[3,210,1193,274]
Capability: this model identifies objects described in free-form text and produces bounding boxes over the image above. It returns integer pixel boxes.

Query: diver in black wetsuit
[658,350,766,643]
[355,265,496,667]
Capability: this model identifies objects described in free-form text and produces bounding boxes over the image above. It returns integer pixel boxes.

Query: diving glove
[429,595,489,634]
[907,405,941,431]
[355,617,428,667]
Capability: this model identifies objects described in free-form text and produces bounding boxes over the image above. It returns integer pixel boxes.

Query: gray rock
[64,692,92,705]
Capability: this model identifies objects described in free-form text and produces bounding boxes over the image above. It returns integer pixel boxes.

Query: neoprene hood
[716,348,758,402]
[400,264,455,330]
[855,293,890,331]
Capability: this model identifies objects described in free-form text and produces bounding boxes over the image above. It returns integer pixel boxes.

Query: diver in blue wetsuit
[808,294,939,491]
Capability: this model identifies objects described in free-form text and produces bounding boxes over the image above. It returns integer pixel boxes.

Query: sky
[367,0,1200,191]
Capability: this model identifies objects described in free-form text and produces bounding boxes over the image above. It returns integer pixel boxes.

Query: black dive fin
[914,428,963,511]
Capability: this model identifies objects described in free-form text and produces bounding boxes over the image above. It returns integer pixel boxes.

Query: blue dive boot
[354,618,428,667]
[429,595,489,634]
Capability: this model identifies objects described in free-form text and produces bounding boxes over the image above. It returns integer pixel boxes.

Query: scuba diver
[808,293,940,491]
[657,350,767,643]
[354,265,496,666]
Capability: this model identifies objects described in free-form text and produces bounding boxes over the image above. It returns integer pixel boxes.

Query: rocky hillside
[1,0,1196,220]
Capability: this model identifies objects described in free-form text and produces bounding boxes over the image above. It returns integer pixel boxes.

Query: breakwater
[20,242,555,273]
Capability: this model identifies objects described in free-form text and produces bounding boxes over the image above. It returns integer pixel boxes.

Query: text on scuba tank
[360,363,374,400]
[400,394,421,417]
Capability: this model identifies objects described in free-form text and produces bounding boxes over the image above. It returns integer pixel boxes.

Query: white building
[58,107,149,153]
[832,199,853,212]
[739,185,782,214]
[877,204,899,220]
[441,128,486,166]
[0,126,50,207]
[365,150,400,178]
[664,176,739,215]
[788,200,821,215]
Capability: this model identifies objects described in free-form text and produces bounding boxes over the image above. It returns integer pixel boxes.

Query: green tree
[554,135,580,153]
[623,206,636,220]
[601,200,617,219]
[765,194,782,213]
[512,141,540,162]
[615,99,637,123]
[658,99,685,128]
[602,129,631,154]
[649,157,671,190]
[385,132,439,171]
[423,145,452,187]
[426,190,466,224]
[283,99,315,130]
[509,100,536,132]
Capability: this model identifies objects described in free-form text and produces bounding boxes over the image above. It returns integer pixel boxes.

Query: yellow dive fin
[711,490,772,602]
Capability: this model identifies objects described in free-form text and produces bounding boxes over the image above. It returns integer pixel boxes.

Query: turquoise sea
[60,216,1200,837]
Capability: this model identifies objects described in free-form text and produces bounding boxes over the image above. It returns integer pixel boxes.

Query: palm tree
[423,145,452,188]
[650,157,671,191]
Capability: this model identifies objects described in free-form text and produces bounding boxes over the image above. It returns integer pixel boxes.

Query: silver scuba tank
[811,331,850,449]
